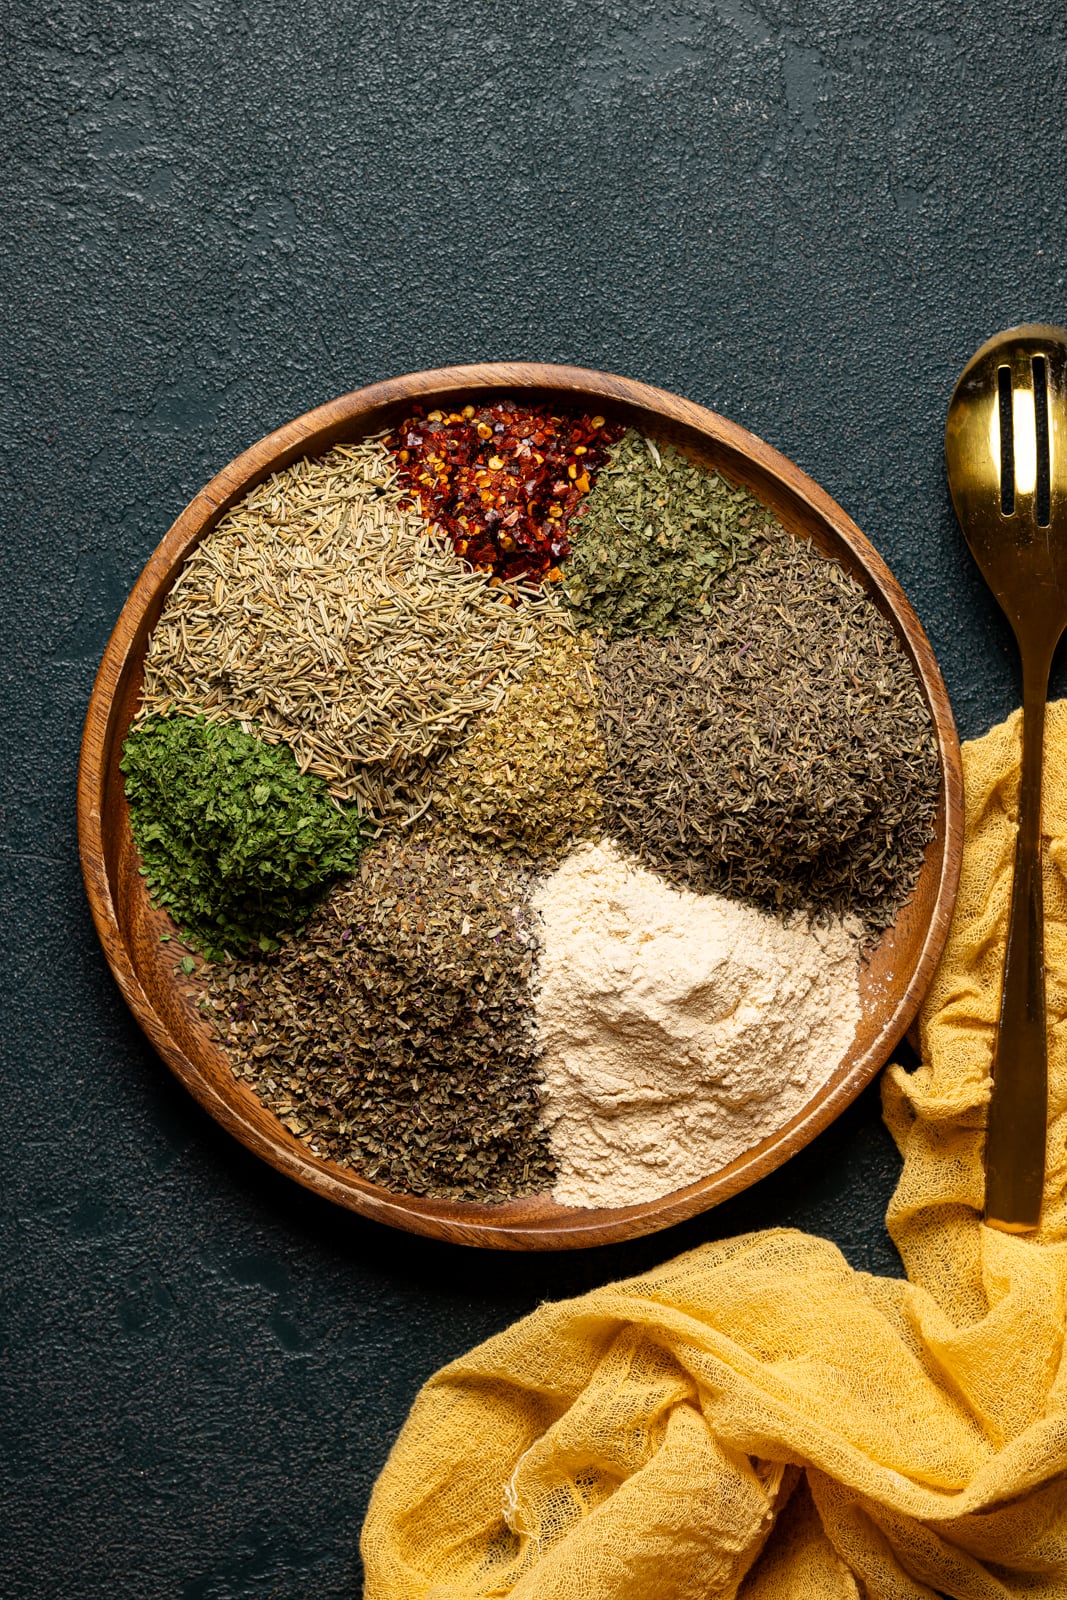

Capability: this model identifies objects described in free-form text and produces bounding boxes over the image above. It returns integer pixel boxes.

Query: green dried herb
[121,714,369,961]
[434,630,605,860]
[593,537,941,937]
[562,430,772,638]
[203,825,555,1202]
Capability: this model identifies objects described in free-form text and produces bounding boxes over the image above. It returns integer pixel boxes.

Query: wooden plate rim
[78,360,964,1251]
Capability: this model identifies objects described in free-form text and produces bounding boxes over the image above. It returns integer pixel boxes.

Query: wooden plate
[78,362,964,1250]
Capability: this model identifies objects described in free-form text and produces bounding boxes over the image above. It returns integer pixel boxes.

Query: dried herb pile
[137,437,566,821]
[121,715,368,960]
[203,827,554,1201]
[125,395,946,1205]
[563,430,772,638]
[593,538,940,935]
[387,401,623,581]
[434,630,604,859]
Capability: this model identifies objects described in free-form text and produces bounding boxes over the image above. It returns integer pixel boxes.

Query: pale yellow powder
[531,840,862,1210]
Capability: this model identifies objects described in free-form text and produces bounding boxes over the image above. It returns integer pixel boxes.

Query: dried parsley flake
[122,714,368,961]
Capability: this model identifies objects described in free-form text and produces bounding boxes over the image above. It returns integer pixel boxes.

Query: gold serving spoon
[946,324,1067,1231]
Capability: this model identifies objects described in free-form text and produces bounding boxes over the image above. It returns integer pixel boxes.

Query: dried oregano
[562,429,773,638]
[121,715,368,960]
[434,629,605,859]
[203,825,554,1201]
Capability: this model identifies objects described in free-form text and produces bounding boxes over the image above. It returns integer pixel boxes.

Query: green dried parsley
[562,429,775,638]
[121,715,369,961]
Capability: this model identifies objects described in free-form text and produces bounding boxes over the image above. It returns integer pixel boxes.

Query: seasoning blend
[126,401,942,1210]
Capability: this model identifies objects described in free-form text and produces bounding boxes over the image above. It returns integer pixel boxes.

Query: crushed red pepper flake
[386,400,624,581]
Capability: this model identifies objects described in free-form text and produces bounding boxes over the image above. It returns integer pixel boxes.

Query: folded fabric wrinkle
[362,702,1067,1600]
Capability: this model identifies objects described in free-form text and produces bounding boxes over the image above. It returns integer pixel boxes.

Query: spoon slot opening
[999,364,1015,516]
[1034,355,1051,528]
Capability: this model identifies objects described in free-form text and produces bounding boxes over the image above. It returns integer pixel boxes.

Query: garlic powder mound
[530,839,862,1210]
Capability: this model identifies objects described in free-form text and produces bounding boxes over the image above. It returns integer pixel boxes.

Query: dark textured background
[3,1,1065,1593]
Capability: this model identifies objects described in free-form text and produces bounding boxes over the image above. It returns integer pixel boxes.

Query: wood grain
[77,362,964,1250]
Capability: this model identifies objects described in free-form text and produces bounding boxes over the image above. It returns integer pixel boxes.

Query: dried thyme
[136,436,569,822]
[203,826,554,1201]
[434,630,605,859]
[563,430,772,638]
[593,537,941,936]
[121,715,368,960]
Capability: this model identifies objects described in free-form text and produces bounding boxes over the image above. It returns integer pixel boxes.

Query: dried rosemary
[136,436,569,822]
[562,430,771,638]
[593,537,941,936]
[434,630,605,859]
[202,825,554,1201]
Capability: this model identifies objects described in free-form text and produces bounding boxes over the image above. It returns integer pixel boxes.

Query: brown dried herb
[203,825,554,1202]
[592,536,941,936]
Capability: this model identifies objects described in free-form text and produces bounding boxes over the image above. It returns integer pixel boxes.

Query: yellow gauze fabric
[362,705,1067,1599]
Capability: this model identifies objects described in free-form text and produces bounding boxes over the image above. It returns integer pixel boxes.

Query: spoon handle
[985,654,1050,1231]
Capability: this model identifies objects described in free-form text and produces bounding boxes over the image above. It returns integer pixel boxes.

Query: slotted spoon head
[946,325,1067,1233]
[946,324,1067,650]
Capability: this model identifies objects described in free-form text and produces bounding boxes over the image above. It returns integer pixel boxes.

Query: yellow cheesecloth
[362,705,1067,1599]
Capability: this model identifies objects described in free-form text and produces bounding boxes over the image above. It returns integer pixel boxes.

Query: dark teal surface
[3,3,1066,1593]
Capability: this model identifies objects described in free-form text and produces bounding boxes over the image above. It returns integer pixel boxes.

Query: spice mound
[531,840,862,1210]
[204,827,554,1202]
[386,401,623,581]
[434,630,605,859]
[563,430,770,638]
[593,537,941,937]
[136,436,565,821]
[122,715,367,961]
